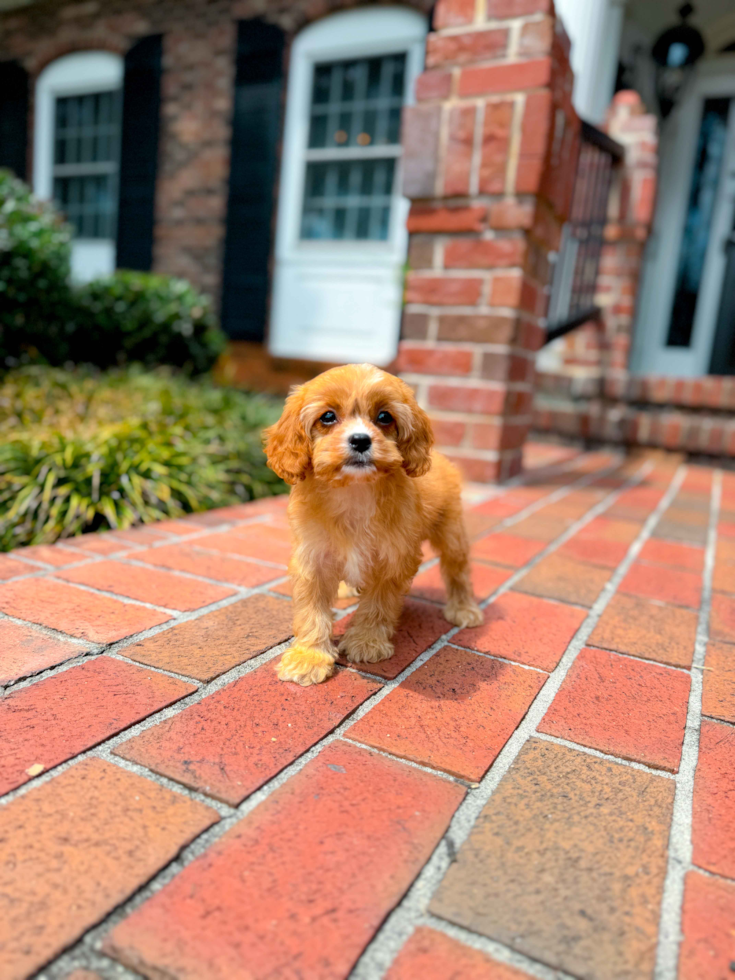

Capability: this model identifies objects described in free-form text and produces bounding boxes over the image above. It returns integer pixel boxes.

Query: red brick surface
[0,578,171,642]
[678,871,735,980]
[539,647,690,771]
[702,641,735,722]
[455,590,586,671]
[347,645,545,780]
[0,620,83,685]
[133,543,285,587]
[0,463,722,980]
[515,553,611,606]
[590,594,697,668]
[472,532,547,567]
[120,594,294,680]
[335,598,451,679]
[57,560,235,611]
[0,656,194,795]
[386,928,535,980]
[619,562,701,609]
[410,560,511,603]
[0,759,217,980]
[116,664,380,804]
[105,742,464,980]
[691,719,735,879]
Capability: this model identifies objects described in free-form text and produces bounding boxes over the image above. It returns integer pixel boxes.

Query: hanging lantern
[651,3,705,118]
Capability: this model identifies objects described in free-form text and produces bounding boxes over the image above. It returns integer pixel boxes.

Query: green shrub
[0,169,76,364]
[0,366,286,549]
[72,271,227,374]
[0,171,227,372]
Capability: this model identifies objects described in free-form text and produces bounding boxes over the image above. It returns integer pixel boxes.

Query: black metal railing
[545,121,624,344]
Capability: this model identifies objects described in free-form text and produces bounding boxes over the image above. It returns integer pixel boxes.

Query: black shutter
[0,61,29,180]
[116,34,163,271]
[221,19,285,341]
[709,228,735,375]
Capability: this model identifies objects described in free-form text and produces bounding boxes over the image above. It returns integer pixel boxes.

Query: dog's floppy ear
[263,386,311,485]
[398,398,434,478]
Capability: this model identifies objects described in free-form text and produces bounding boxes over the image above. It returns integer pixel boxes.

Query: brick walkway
[1,448,734,980]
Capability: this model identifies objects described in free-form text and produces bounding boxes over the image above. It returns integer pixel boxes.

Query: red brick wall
[397,0,579,482]
[0,0,432,303]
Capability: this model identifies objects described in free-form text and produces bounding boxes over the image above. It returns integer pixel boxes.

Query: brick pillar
[598,90,658,394]
[397,0,579,483]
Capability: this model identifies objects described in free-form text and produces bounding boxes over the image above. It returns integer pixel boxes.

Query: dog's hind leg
[430,506,483,629]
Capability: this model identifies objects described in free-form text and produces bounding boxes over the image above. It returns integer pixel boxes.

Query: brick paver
[0,759,217,980]
[702,641,735,721]
[590,593,698,668]
[385,927,535,979]
[56,559,236,610]
[105,742,464,980]
[0,656,194,794]
[119,593,294,680]
[347,645,545,780]
[678,871,735,980]
[538,646,690,771]
[431,739,674,980]
[691,719,735,879]
[455,590,586,671]
[1,452,730,980]
[0,619,84,685]
[115,664,380,804]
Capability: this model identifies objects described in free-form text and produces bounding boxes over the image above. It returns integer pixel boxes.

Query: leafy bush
[73,271,227,373]
[0,170,227,372]
[0,169,76,364]
[0,366,286,550]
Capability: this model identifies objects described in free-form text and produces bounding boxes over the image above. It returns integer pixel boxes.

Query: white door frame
[632,56,735,377]
[268,6,427,365]
[33,50,123,283]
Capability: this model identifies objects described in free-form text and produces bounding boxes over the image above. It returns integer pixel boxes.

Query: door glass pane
[307,53,406,150]
[53,89,121,240]
[667,97,731,347]
[301,158,396,240]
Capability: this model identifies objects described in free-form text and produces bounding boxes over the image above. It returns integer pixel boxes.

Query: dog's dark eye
[376,410,394,425]
[319,410,337,425]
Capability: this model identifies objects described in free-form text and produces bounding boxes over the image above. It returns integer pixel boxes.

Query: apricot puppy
[264,363,482,686]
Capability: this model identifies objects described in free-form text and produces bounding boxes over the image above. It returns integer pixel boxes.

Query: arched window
[33,51,123,281]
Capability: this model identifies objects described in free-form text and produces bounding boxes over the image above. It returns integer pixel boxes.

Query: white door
[269,6,427,365]
[34,51,123,283]
[632,59,735,377]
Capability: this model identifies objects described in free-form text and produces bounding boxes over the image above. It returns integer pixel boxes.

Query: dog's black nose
[349,433,372,454]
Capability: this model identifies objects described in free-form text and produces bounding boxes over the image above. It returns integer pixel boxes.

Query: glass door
[632,63,735,377]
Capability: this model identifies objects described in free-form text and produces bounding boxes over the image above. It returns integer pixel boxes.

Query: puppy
[264,363,483,686]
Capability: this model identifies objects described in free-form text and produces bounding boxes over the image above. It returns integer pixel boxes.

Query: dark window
[52,90,121,239]
[667,97,731,347]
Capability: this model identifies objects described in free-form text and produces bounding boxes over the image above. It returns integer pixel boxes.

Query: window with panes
[52,90,121,239]
[300,53,406,242]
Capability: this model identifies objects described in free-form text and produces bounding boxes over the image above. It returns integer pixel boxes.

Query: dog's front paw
[339,632,394,664]
[444,600,484,628]
[276,646,335,686]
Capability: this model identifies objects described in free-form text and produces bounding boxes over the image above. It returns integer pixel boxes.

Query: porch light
[651,3,705,118]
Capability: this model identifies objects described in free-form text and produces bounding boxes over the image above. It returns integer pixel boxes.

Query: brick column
[397,0,579,483]
[599,90,658,392]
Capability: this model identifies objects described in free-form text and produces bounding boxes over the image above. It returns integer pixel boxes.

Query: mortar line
[33,459,643,976]
[347,463,686,980]
[653,468,720,980]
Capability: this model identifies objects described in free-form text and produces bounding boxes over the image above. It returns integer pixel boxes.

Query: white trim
[269,6,427,365]
[33,51,123,282]
[631,57,735,378]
